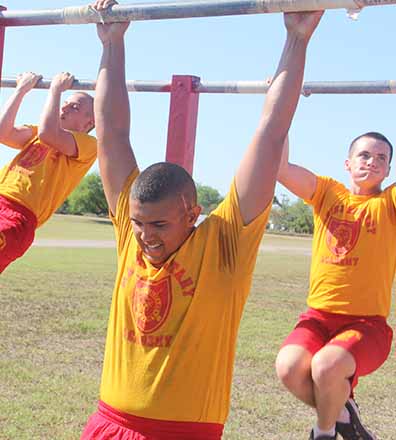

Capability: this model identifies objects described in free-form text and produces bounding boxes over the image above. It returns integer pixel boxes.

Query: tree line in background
[57,173,313,234]
[270,195,314,234]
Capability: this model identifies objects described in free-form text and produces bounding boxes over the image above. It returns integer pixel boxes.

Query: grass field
[0,215,395,439]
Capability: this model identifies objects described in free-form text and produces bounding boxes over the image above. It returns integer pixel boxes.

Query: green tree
[66,172,108,216]
[287,199,314,234]
[196,183,223,214]
[270,195,313,234]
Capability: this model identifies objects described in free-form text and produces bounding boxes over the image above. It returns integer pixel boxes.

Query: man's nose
[141,225,155,242]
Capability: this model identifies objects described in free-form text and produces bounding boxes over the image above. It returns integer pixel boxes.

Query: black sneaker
[336,399,376,440]
[309,429,338,439]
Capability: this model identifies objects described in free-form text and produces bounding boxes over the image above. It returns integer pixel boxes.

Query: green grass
[0,217,395,439]
[35,214,115,241]
[0,246,117,440]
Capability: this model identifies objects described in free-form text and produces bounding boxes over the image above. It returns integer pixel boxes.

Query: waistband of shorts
[0,195,37,226]
[98,400,224,439]
[307,307,387,322]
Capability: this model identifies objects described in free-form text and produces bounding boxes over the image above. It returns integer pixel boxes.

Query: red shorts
[282,307,393,389]
[81,401,224,440]
[0,196,37,273]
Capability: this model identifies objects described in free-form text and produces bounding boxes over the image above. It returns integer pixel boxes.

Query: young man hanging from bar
[80,0,323,438]
[0,71,96,272]
[276,131,394,438]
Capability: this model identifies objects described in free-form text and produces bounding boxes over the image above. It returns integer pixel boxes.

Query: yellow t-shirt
[0,126,97,226]
[100,169,271,424]
[305,176,396,317]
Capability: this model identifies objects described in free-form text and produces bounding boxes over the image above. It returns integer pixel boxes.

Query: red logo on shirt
[0,232,6,250]
[17,141,49,169]
[132,276,172,333]
[326,217,360,257]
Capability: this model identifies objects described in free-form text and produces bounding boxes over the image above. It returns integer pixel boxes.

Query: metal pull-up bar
[2,77,396,96]
[1,0,396,27]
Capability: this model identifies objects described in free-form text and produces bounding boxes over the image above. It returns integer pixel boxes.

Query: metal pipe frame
[2,77,396,96]
[1,0,396,27]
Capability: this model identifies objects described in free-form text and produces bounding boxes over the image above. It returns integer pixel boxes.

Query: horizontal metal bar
[2,77,396,95]
[1,0,396,27]
[0,78,172,92]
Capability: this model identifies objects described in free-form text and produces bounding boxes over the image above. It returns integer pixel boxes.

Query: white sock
[313,424,336,438]
[337,405,350,424]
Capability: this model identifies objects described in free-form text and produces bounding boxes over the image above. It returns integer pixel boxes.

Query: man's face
[345,136,391,191]
[130,195,201,267]
[60,93,94,133]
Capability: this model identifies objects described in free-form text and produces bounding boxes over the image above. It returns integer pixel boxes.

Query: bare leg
[311,345,355,431]
[276,344,315,407]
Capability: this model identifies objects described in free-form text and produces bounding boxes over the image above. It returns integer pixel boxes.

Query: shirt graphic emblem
[132,276,172,333]
[17,141,49,169]
[326,216,360,257]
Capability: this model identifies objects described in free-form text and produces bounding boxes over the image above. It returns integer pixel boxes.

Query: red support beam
[0,7,6,90]
[165,75,200,175]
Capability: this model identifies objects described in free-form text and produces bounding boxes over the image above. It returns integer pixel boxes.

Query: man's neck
[349,181,382,196]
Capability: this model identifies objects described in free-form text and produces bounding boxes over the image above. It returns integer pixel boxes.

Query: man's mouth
[143,243,163,257]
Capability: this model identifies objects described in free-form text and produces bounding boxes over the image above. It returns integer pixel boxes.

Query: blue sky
[1,1,396,198]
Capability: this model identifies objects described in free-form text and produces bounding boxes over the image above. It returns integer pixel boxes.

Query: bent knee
[311,348,356,387]
[276,348,311,387]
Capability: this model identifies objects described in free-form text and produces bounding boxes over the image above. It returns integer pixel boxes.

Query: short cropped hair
[349,132,393,163]
[131,162,197,205]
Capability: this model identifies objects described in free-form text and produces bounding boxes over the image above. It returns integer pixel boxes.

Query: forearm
[96,38,131,143]
[259,33,308,144]
[38,86,62,140]
[0,89,26,140]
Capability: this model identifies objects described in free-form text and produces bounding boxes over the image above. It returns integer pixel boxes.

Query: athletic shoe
[309,429,337,439]
[336,398,376,440]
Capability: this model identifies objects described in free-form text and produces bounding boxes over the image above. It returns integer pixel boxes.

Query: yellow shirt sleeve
[70,130,97,163]
[209,179,272,277]
[110,168,140,255]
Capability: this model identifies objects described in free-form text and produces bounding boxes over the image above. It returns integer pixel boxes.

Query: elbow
[0,126,14,145]
[97,127,130,147]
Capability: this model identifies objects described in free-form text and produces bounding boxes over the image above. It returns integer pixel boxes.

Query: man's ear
[188,205,202,226]
[344,158,351,172]
[84,118,95,133]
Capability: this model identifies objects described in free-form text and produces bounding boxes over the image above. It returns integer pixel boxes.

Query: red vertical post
[165,75,200,175]
[0,7,6,90]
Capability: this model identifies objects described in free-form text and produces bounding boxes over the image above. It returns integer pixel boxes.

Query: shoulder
[69,131,97,161]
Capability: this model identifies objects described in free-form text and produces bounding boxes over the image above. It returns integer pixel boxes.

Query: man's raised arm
[38,72,79,157]
[278,135,317,201]
[94,0,137,215]
[235,11,323,225]
[0,72,39,149]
